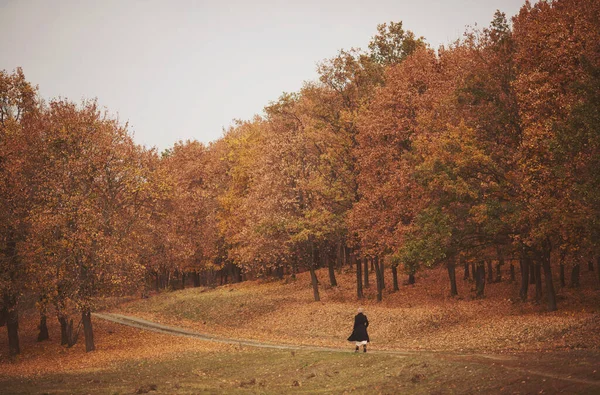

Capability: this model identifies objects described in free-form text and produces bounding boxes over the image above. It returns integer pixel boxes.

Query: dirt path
[94,312,600,388]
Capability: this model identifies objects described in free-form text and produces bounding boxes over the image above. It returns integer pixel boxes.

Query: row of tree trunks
[518,245,557,311]
[352,255,401,301]
[463,258,510,284]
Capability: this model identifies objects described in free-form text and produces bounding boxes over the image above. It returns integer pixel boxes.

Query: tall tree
[512,0,600,310]
[25,99,153,351]
[0,68,38,355]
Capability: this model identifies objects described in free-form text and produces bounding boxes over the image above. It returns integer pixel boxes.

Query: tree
[144,141,221,290]
[25,99,153,351]
[0,68,38,355]
[512,0,600,311]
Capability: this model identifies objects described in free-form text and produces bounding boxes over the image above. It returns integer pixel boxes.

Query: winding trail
[93,312,600,388]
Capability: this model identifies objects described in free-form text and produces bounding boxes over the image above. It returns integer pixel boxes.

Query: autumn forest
[1,0,600,365]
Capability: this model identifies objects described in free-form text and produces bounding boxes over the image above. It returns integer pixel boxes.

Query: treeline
[2,0,599,356]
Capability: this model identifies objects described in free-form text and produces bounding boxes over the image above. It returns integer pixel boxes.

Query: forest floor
[1,265,599,394]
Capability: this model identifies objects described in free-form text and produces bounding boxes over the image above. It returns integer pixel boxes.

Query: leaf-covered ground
[1,265,599,393]
[115,266,600,353]
[1,317,599,394]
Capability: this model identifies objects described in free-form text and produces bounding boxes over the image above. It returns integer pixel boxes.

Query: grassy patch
[114,266,600,353]
[3,346,598,394]
[1,266,599,394]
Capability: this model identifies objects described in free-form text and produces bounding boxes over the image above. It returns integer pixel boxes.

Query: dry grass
[0,310,236,378]
[0,265,598,394]
[114,264,600,353]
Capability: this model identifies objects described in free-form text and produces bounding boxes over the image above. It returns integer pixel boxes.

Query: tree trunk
[597,257,600,288]
[58,314,69,345]
[309,265,320,302]
[541,248,557,312]
[520,255,530,302]
[380,259,385,290]
[470,262,475,280]
[336,241,342,272]
[82,309,95,352]
[535,261,543,302]
[355,256,363,299]
[391,264,399,291]
[407,273,415,285]
[570,263,580,287]
[373,256,383,302]
[327,254,337,287]
[193,271,201,287]
[510,263,515,282]
[66,317,77,347]
[588,260,594,271]
[495,248,505,283]
[363,257,369,288]
[448,258,458,296]
[475,261,485,298]
[463,259,470,280]
[529,260,536,283]
[559,262,566,287]
[3,293,20,355]
[37,313,49,342]
[487,260,494,283]
[344,246,351,270]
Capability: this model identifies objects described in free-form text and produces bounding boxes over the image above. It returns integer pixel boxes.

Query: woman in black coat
[347,307,369,352]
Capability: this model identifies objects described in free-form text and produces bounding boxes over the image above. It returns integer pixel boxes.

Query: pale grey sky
[1,0,528,150]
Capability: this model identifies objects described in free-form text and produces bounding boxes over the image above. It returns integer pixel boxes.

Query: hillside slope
[113,265,600,353]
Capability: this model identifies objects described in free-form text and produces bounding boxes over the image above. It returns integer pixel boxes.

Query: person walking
[347,307,369,352]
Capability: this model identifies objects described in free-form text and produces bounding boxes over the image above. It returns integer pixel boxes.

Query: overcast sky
[1,0,528,151]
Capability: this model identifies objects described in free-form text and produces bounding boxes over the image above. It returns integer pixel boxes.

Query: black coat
[347,313,369,342]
